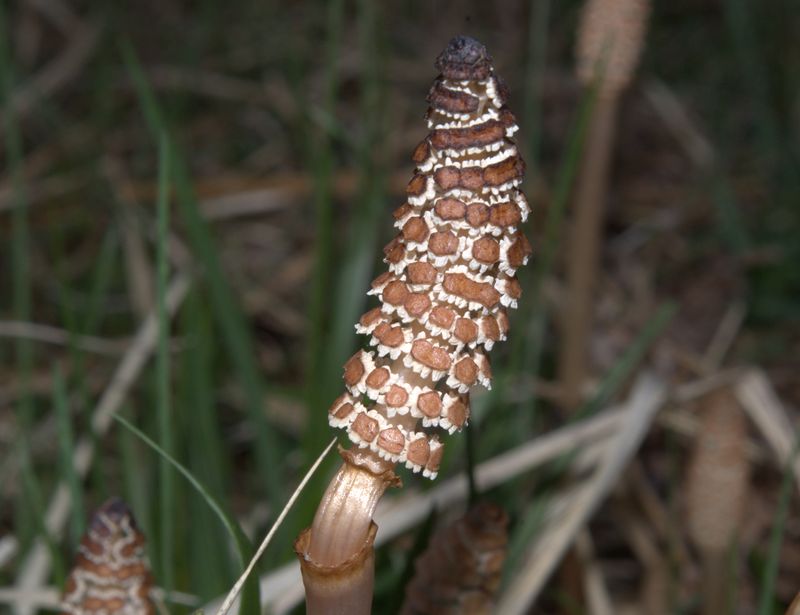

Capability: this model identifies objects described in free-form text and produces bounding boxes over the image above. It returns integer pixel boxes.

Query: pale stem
[559,93,619,410]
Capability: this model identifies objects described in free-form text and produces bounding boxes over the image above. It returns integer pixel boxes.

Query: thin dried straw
[787,591,800,615]
[215,438,337,615]
[701,302,746,371]
[577,531,615,615]
[0,588,59,611]
[0,320,134,355]
[735,368,800,492]
[643,79,715,169]
[7,20,99,118]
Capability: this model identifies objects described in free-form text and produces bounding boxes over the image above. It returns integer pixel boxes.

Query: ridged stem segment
[297,448,397,615]
[306,450,397,567]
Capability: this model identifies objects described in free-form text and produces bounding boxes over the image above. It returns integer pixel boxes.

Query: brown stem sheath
[296,451,398,615]
[307,452,397,567]
[296,522,377,615]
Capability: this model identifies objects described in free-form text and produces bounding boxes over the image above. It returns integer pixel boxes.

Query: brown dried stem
[560,0,650,410]
[559,94,618,410]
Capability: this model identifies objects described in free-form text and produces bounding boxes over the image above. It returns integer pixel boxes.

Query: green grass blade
[757,436,800,615]
[113,414,260,615]
[182,291,233,596]
[709,169,750,255]
[82,228,121,336]
[118,409,154,549]
[19,465,67,586]
[0,0,38,554]
[297,0,387,531]
[302,0,346,458]
[502,497,549,586]
[521,0,551,175]
[53,364,86,546]
[170,153,285,518]
[155,130,175,595]
[534,85,598,316]
[725,0,782,179]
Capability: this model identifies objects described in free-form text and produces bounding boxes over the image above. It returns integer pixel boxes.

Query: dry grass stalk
[295,35,530,614]
[559,0,650,410]
[60,498,153,615]
[735,368,800,493]
[576,530,615,615]
[400,502,509,615]
[684,387,750,615]
[787,591,800,615]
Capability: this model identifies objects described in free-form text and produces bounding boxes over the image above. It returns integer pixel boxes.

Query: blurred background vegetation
[1,0,798,613]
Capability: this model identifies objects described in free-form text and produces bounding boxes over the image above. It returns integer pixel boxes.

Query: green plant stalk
[0,1,38,553]
[53,365,86,545]
[303,0,346,456]
[521,0,551,175]
[76,229,120,501]
[155,131,175,594]
[50,228,121,511]
[118,408,154,551]
[19,463,66,586]
[725,0,782,181]
[183,291,233,596]
[757,435,800,615]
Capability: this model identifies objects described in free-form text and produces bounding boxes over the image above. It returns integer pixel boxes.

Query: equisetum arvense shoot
[295,35,531,614]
